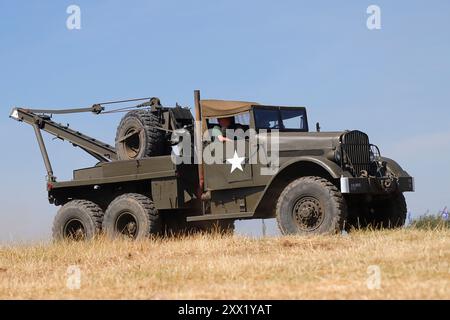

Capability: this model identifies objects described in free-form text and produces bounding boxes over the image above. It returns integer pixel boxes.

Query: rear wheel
[276,176,347,235]
[115,110,166,160]
[52,200,103,241]
[103,193,161,239]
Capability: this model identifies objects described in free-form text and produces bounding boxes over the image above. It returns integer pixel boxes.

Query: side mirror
[316,122,321,132]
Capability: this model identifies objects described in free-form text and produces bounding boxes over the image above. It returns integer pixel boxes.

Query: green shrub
[410,214,449,230]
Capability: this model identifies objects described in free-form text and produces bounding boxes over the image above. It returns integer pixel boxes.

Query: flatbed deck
[53,156,177,188]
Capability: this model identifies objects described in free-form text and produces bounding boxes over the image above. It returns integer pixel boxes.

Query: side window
[207,118,218,128]
[235,113,250,126]
[282,113,304,129]
[280,109,307,130]
[205,113,250,142]
[206,113,250,128]
[254,109,280,130]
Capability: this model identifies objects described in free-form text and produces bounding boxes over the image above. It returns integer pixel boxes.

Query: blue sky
[0,1,449,242]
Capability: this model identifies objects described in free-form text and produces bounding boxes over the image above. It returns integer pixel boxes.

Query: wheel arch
[253,156,348,218]
[380,156,411,177]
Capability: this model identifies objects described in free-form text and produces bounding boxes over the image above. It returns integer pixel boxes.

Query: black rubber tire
[346,193,407,230]
[52,200,103,241]
[103,193,161,239]
[115,110,165,160]
[276,176,347,235]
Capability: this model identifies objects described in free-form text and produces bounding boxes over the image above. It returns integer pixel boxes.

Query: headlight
[369,150,375,162]
[335,149,341,163]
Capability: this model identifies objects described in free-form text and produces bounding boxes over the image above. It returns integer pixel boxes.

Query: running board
[186,212,254,222]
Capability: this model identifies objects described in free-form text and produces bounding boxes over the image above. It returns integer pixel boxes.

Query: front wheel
[276,176,347,235]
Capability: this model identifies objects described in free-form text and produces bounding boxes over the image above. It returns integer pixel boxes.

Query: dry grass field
[0,228,449,299]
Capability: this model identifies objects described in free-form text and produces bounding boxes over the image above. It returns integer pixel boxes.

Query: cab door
[203,139,253,190]
[202,112,264,215]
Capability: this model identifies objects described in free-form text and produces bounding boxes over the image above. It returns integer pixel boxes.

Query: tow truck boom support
[10,107,117,181]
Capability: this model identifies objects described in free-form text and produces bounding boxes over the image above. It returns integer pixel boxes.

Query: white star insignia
[226,150,245,173]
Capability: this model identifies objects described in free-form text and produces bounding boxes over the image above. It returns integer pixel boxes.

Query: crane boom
[10,107,117,181]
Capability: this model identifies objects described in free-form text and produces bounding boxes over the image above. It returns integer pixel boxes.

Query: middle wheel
[103,193,161,239]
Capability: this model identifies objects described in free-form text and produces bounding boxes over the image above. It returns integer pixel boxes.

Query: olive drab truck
[9,90,414,240]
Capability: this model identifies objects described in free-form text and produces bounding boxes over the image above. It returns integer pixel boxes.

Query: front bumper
[340,176,414,194]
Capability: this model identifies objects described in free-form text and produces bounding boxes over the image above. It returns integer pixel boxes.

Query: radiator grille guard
[340,130,373,177]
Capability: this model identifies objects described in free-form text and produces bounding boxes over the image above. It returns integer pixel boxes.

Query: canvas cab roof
[200,99,259,118]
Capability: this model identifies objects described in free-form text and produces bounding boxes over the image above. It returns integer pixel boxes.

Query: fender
[275,156,350,179]
[252,156,349,214]
[380,157,411,177]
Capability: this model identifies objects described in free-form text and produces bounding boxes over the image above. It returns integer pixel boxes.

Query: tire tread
[276,176,347,235]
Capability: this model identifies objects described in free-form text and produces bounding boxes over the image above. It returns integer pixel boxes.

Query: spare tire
[115,110,165,160]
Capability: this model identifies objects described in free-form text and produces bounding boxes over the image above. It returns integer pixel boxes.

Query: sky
[0,1,449,242]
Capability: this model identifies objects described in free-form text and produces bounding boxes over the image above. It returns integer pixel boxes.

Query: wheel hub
[64,219,86,241]
[123,128,141,159]
[292,196,325,231]
[115,212,139,238]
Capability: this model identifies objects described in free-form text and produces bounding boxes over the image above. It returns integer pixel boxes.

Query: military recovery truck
[10,90,414,240]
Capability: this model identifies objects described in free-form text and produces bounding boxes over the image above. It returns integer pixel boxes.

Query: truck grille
[341,130,371,177]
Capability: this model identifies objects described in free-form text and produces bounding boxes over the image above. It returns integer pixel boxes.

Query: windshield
[254,107,308,131]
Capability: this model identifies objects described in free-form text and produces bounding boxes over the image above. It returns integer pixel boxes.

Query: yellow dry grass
[0,228,449,299]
